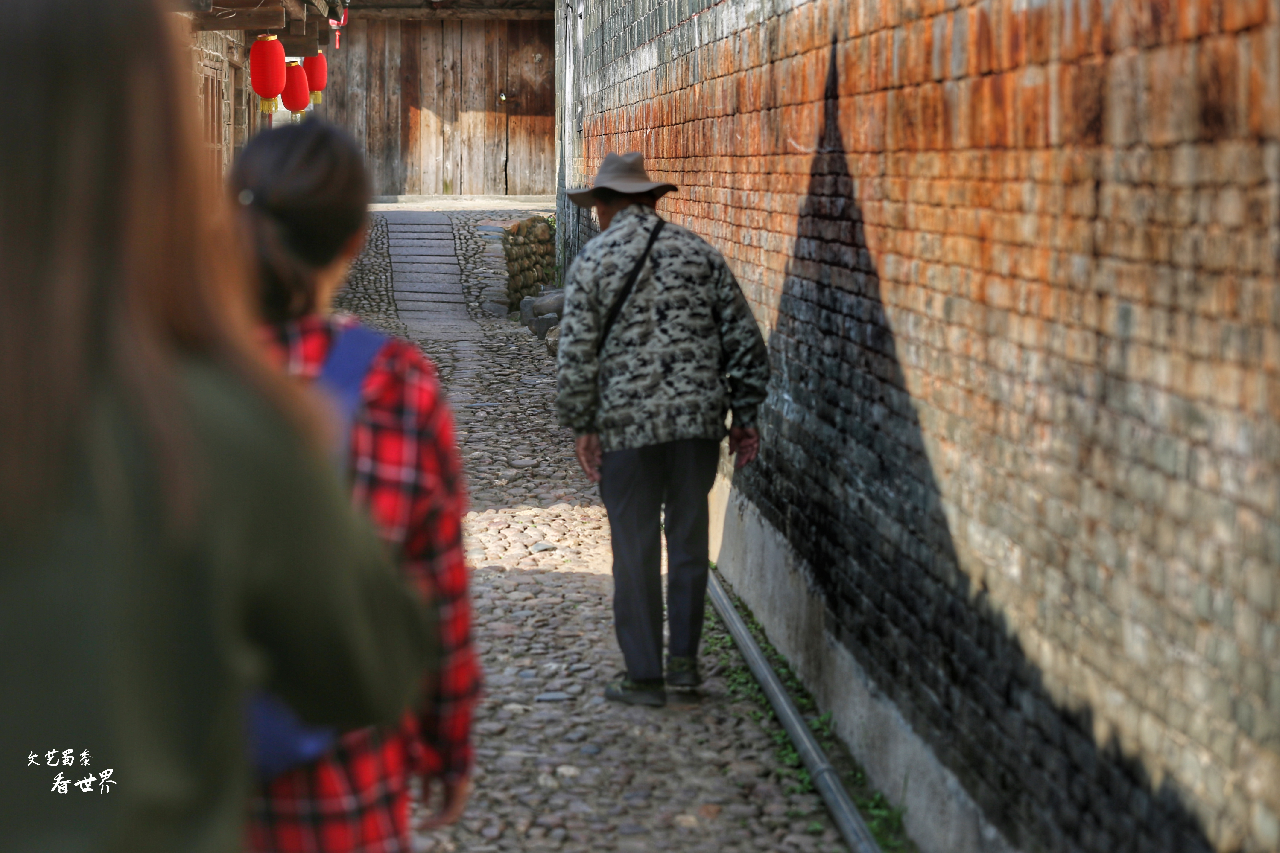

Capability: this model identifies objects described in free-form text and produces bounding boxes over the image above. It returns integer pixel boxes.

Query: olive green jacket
[0,362,435,853]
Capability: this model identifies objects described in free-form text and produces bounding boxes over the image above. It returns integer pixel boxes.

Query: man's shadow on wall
[729,41,1215,853]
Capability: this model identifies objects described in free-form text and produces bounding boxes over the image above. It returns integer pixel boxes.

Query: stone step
[395,282,464,295]
[398,302,468,313]
[396,294,466,305]
[386,247,458,257]
[387,234,454,241]
[386,227,453,235]
[395,269,462,277]
[394,275,462,285]
[378,211,453,225]
[398,310,469,326]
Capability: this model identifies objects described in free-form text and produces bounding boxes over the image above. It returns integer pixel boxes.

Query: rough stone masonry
[557,0,1280,852]
[504,216,558,309]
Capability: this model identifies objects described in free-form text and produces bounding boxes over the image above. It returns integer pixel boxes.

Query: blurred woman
[0,2,435,852]
[230,120,479,853]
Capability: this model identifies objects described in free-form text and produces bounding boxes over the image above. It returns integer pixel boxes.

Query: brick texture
[557,1,1280,851]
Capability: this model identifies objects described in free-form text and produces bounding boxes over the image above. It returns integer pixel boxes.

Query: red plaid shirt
[248,315,480,853]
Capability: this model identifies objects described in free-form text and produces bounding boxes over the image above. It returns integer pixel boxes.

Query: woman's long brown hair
[0,0,311,533]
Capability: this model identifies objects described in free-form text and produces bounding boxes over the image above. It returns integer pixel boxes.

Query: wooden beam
[278,34,321,56]
[352,9,553,19]
[348,0,554,7]
[283,0,307,20]
[207,0,282,8]
[191,8,286,31]
[309,0,331,17]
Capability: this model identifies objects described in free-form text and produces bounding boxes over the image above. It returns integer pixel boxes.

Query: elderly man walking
[556,152,770,707]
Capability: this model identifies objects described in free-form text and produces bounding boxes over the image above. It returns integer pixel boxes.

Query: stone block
[531,291,565,318]
[518,296,538,326]
[1222,0,1268,32]
[1198,35,1243,140]
[1101,54,1141,147]
[1061,59,1106,145]
[1145,43,1200,145]
[531,314,560,340]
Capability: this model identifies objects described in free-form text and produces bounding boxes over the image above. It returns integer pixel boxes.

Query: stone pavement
[383,210,471,339]
[339,208,849,853]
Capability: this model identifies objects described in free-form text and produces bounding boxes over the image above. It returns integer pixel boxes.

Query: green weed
[703,567,918,853]
[858,791,908,850]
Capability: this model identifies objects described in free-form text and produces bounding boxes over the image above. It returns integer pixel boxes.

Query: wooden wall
[326,17,553,196]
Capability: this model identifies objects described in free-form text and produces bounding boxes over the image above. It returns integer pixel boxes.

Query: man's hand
[729,427,760,468]
[418,775,471,830]
[575,433,603,482]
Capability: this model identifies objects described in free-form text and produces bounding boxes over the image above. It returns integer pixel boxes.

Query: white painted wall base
[709,477,1022,853]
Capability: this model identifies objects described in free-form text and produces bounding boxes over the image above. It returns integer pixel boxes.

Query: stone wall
[505,216,558,308]
[557,1,1280,851]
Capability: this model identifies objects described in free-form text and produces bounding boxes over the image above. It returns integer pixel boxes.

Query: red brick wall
[558,0,1280,850]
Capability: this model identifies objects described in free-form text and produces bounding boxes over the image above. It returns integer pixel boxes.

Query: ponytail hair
[229,119,371,323]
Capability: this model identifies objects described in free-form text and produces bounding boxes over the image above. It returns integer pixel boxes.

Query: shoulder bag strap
[597,219,665,356]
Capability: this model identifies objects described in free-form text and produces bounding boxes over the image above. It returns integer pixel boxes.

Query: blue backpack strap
[317,324,389,470]
[246,693,339,780]
[246,323,389,781]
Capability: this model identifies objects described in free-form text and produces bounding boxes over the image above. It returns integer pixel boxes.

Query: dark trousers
[599,438,720,682]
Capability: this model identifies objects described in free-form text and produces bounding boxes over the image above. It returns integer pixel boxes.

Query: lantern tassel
[260,96,277,114]
[311,91,323,105]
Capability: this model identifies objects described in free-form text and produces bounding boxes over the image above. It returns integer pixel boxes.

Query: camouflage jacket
[556,204,770,452]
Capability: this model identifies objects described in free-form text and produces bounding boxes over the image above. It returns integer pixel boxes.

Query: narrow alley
[15,2,1277,852]
[336,205,852,853]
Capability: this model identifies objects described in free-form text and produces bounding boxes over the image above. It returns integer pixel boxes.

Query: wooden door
[230,62,250,158]
[198,63,226,181]
[504,20,553,195]
[327,16,553,196]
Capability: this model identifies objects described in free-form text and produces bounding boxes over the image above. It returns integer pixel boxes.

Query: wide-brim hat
[565,152,678,207]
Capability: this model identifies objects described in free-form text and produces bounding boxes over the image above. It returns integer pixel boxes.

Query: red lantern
[303,51,328,105]
[250,34,286,114]
[281,61,311,121]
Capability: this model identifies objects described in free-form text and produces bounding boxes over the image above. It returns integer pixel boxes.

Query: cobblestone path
[340,210,849,853]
